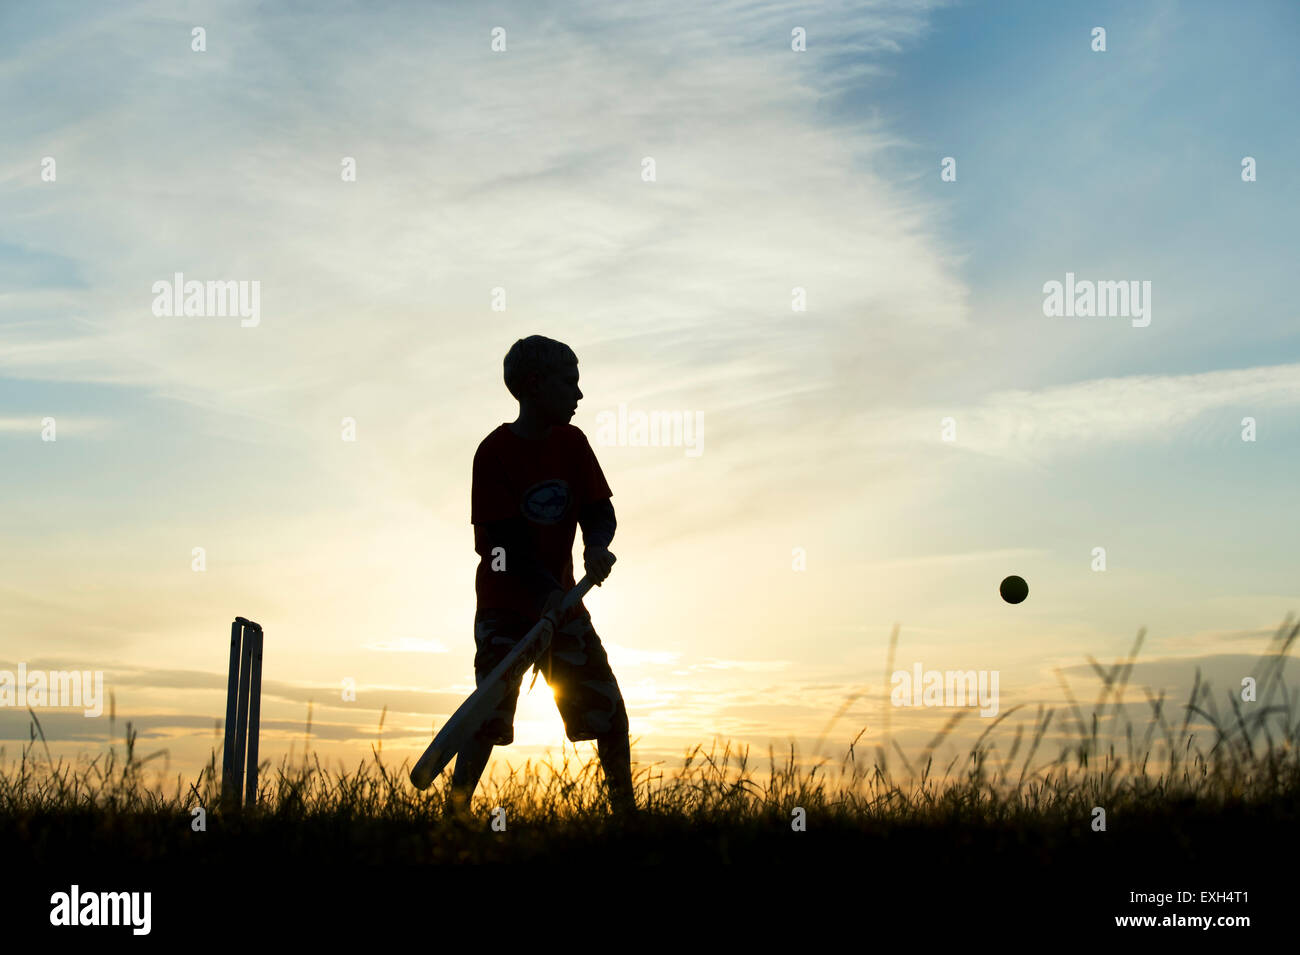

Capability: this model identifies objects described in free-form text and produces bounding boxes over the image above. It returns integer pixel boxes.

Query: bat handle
[559,575,593,613]
[559,557,614,615]
[556,553,616,613]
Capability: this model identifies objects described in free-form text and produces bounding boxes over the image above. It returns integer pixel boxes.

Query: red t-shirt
[472,423,613,617]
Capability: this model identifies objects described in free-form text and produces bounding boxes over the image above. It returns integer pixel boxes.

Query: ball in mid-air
[1000,575,1029,604]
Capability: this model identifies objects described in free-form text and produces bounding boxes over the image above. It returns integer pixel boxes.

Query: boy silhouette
[450,335,635,814]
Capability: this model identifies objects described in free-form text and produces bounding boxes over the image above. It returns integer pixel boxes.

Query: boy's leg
[546,612,636,813]
[449,736,493,810]
[450,609,530,813]
[597,731,636,814]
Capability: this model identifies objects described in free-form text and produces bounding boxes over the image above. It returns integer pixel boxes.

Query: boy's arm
[578,498,616,552]
[579,498,616,584]
[576,431,616,583]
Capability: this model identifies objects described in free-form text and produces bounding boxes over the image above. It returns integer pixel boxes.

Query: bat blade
[409,573,602,791]
[410,678,513,789]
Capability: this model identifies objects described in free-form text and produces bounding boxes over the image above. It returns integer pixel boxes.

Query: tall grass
[2,616,1296,863]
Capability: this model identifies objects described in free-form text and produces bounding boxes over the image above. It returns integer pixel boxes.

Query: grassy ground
[4,617,1296,931]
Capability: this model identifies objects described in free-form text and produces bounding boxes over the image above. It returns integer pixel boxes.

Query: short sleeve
[471,446,517,524]
[579,431,612,502]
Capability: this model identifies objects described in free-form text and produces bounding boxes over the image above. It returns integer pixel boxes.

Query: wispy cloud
[695,659,792,673]
[857,362,1300,463]
[362,638,449,654]
[0,415,112,435]
[605,644,681,667]
[850,548,1045,570]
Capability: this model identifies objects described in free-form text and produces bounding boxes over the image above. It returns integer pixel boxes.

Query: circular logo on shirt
[521,479,570,525]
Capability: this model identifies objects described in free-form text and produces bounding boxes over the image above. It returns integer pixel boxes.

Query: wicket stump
[223,616,264,810]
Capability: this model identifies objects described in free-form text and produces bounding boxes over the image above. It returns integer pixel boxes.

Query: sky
[2,0,1298,793]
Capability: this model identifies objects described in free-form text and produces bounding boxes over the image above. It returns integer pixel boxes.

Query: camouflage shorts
[472,606,629,746]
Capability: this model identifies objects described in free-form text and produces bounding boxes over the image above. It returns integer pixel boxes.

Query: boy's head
[503,335,582,424]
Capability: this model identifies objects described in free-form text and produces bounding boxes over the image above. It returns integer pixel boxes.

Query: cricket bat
[409,572,604,791]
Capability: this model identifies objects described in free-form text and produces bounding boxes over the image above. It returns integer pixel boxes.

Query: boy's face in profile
[525,360,582,425]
